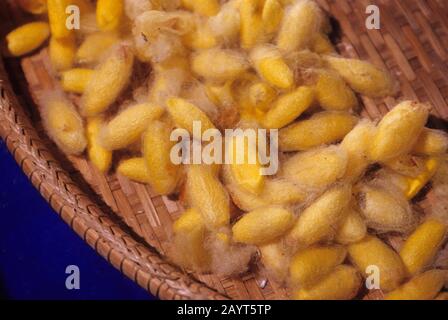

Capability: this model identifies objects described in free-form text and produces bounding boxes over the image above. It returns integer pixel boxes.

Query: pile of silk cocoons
[5,0,448,300]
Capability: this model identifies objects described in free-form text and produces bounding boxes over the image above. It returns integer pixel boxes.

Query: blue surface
[0,139,153,300]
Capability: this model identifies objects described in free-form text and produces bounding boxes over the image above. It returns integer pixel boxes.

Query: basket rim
[0,54,229,300]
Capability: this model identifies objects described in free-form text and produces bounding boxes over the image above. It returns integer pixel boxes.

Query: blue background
[0,139,154,300]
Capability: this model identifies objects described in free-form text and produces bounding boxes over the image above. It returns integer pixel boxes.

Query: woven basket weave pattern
[1,0,448,300]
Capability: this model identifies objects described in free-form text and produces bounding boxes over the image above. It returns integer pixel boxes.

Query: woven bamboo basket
[1,0,448,300]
